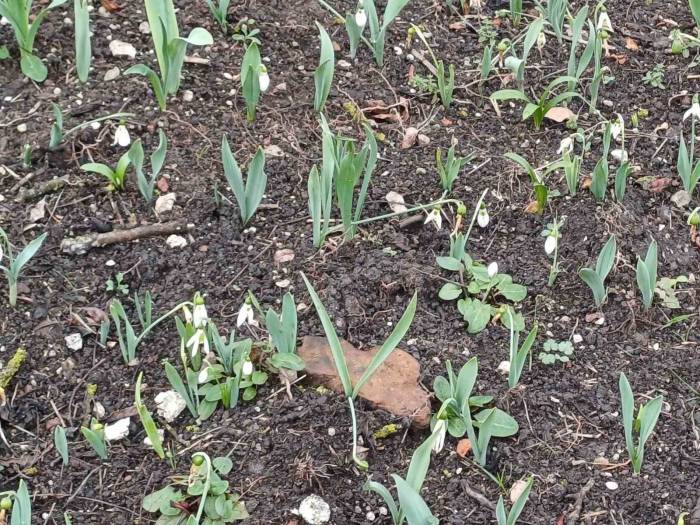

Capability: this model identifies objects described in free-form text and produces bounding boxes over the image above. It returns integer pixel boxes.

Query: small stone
[497,360,510,375]
[264,144,284,157]
[65,333,83,351]
[155,390,187,422]
[327,427,336,437]
[144,428,164,447]
[166,235,187,249]
[366,511,376,521]
[104,417,130,441]
[298,495,331,524]
[337,59,351,69]
[53,87,61,96]
[417,134,430,146]
[378,507,388,516]
[104,67,120,81]
[275,279,290,288]
[182,90,194,102]
[298,336,431,427]
[93,401,106,419]
[139,21,150,34]
[572,334,583,344]
[109,40,137,59]
[605,481,619,491]
[17,123,27,133]
[105,259,116,267]
[155,192,176,215]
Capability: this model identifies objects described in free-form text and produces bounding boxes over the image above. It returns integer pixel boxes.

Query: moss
[0,348,27,390]
[372,423,401,439]
[86,383,98,398]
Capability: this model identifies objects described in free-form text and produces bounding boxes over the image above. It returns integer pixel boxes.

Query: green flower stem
[348,397,368,470]
[135,301,193,346]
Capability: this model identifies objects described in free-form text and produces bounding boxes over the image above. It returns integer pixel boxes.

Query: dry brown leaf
[156,177,169,193]
[609,53,628,65]
[400,127,419,149]
[274,249,295,266]
[545,106,575,123]
[581,176,592,189]
[524,200,542,214]
[362,97,410,124]
[648,177,673,193]
[625,37,639,51]
[449,21,466,30]
[101,0,122,12]
[456,439,472,458]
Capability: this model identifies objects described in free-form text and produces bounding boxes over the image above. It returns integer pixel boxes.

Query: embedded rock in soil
[298,336,431,427]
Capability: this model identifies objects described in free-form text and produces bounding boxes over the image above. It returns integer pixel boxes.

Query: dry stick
[460,480,496,510]
[18,175,68,202]
[566,478,595,525]
[61,221,195,255]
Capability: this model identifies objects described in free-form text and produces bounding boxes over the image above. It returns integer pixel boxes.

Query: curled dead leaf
[648,177,674,193]
[456,439,472,458]
[274,248,295,266]
[362,97,410,125]
[401,127,419,149]
[524,200,542,214]
[545,106,575,123]
[101,0,123,12]
[625,37,639,51]
[386,191,407,213]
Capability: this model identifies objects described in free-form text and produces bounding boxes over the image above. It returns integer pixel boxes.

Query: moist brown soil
[1,0,699,524]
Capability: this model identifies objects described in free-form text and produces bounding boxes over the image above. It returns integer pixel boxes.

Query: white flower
[536,31,546,51]
[544,234,557,255]
[683,96,700,121]
[192,300,208,329]
[186,329,209,357]
[182,305,193,324]
[610,119,623,141]
[113,124,130,147]
[597,11,613,33]
[557,136,573,156]
[611,149,628,163]
[258,66,270,93]
[237,301,255,327]
[355,8,367,29]
[104,417,130,442]
[497,360,511,375]
[0,243,3,262]
[198,366,209,384]
[477,206,489,228]
[242,360,254,377]
[424,208,442,231]
[432,419,447,453]
[469,0,482,9]
[487,261,498,278]
[154,390,187,423]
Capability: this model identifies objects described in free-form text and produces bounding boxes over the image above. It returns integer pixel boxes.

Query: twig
[460,480,496,510]
[61,221,195,255]
[18,175,68,202]
[566,478,595,525]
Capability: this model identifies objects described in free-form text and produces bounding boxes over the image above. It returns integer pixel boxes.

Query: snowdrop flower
[557,136,573,156]
[113,124,130,147]
[432,418,447,453]
[237,298,255,327]
[104,417,130,442]
[187,328,209,357]
[242,359,254,377]
[487,261,498,278]
[611,149,628,163]
[192,294,208,329]
[198,366,210,384]
[258,65,270,93]
[597,11,613,34]
[536,31,546,52]
[544,234,557,255]
[424,208,442,231]
[683,95,700,122]
[182,305,193,325]
[355,7,367,30]
[0,243,3,263]
[610,119,623,142]
[477,205,489,228]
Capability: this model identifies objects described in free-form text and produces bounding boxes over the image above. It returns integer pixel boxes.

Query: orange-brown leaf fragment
[545,106,575,123]
[101,0,122,12]
[456,439,472,458]
[625,37,639,51]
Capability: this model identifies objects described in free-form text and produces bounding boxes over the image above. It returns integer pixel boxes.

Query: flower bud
[0,497,12,510]
[688,208,700,226]
[456,202,467,216]
[192,455,204,466]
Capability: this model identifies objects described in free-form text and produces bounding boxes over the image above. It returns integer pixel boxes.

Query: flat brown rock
[298,336,431,428]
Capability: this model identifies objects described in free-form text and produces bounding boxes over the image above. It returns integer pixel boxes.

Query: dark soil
[1,0,699,524]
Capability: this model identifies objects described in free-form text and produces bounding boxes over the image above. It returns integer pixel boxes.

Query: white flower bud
[487,261,498,278]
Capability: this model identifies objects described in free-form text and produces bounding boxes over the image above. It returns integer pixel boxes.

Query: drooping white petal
[237,303,255,328]
[487,261,498,278]
[544,234,557,255]
[683,100,700,121]
[557,137,573,155]
[477,208,489,228]
[113,125,130,147]
[193,303,208,328]
[597,12,613,33]
[242,360,254,377]
[258,67,270,93]
[355,9,367,29]
[432,419,447,453]
[424,209,442,231]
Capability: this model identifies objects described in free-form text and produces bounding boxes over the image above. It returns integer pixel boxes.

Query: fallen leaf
[362,97,410,125]
[456,439,472,458]
[509,479,529,503]
[274,248,295,266]
[264,144,284,158]
[609,53,628,65]
[581,176,592,189]
[101,0,123,12]
[79,307,108,325]
[625,37,639,51]
[555,514,566,525]
[449,21,466,30]
[156,177,169,192]
[407,64,415,82]
[386,191,407,213]
[585,312,604,323]
[28,198,46,222]
[524,200,542,214]
[648,177,673,193]
[440,118,453,127]
[401,127,419,149]
[545,106,575,123]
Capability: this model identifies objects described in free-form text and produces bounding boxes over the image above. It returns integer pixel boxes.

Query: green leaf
[53,426,69,466]
[433,375,452,402]
[180,27,213,46]
[438,282,462,300]
[270,352,305,371]
[313,22,335,113]
[213,456,233,475]
[221,134,246,218]
[9,232,47,280]
[491,89,531,103]
[392,475,439,525]
[74,0,91,82]
[143,486,180,513]
[596,235,617,282]
[458,298,492,334]
[364,481,399,523]
[352,292,417,398]
[578,268,606,307]
[496,276,527,302]
[507,477,533,525]
[20,51,48,82]
[243,147,267,224]
[474,407,518,437]
[436,256,463,272]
